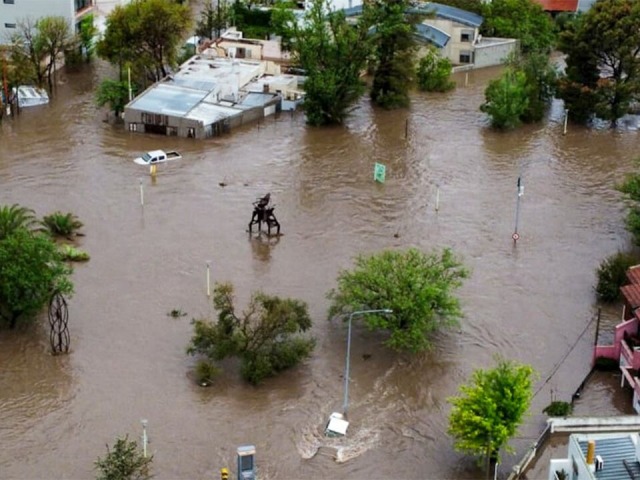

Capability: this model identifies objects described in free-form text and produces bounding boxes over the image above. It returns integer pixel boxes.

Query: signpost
[374,163,386,183]
[513,176,524,244]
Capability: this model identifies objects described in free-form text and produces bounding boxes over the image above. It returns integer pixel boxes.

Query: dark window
[4,23,16,28]
[459,50,471,64]
[3,0,15,4]
[461,33,471,42]
[75,0,92,11]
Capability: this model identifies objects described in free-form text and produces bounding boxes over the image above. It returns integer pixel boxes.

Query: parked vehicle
[133,150,182,165]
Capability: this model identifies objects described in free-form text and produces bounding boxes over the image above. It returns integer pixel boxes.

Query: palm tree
[0,204,38,240]
[41,211,84,239]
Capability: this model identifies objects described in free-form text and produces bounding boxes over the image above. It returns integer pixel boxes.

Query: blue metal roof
[407,2,483,28]
[578,436,640,480]
[415,23,450,48]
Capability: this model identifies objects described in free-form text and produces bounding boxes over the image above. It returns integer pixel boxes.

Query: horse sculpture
[248,193,281,236]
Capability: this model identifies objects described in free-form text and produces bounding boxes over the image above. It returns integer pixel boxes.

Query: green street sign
[374,163,386,183]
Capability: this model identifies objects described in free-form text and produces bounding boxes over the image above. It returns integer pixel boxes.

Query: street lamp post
[342,309,393,417]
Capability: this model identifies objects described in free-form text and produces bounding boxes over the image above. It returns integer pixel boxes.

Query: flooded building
[123,55,301,139]
[593,265,640,414]
[0,0,94,43]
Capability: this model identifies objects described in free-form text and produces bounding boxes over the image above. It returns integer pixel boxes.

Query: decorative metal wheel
[48,292,70,355]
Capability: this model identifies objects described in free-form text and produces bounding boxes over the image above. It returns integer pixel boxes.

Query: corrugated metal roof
[627,265,640,285]
[534,0,578,11]
[129,84,207,116]
[622,284,640,310]
[578,436,640,480]
[415,23,450,48]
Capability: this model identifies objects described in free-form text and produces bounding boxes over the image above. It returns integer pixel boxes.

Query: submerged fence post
[139,179,144,206]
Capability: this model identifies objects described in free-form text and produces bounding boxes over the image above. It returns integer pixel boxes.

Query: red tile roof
[628,265,640,285]
[622,284,640,310]
[534,0,578,11]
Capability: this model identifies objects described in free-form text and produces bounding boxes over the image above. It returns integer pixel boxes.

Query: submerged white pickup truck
[133,150,182,165]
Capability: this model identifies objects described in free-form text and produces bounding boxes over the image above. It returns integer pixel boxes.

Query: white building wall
[0,0,74,43]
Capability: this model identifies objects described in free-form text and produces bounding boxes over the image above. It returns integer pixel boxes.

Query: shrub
[194,360,220,386]
[41,211,84,238]
[59,245,90,262]
[595,252,638,302]
[417,49,455,92]
[543,400,572,417]
[95,435,152,480]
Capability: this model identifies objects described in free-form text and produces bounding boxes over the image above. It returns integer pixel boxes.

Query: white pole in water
[141,419,148,458]
[139,179,144,206]
[563,109,569,135]
[206,262,211,297]
[435,185,440,213]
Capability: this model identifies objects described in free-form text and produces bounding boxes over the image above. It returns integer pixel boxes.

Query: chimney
[586,440,596,472]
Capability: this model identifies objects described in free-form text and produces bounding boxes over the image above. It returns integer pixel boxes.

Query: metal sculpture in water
[48,292,70,355]
[248,193,281,236]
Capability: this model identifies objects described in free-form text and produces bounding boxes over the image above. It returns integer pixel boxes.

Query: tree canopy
[285,0,372,126]
[480,68,529,129]
[481,0,555,54]
[188,282,315,385]
[96,0,192,83]
[0,228,73,329]
[327,248,468,353]
[369,0,417,109]
[448,357,535,470]
[95,435,152,480]
[557,0,640,126]
[417,47,455,93]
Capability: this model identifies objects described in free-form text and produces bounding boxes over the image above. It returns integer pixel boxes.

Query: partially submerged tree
[327,248,468,353]
[0,228,73,329]
[96,79,131,118]
[448,357,535,477]
[557,0,640,126]
[480,68,529,129]
[417,47,455,92]
[36,16,74,92]
[95,435,153,480]
[188,282,315,385]
[369,0,417,109]
[286,0,372,125]
[41,211,84,239]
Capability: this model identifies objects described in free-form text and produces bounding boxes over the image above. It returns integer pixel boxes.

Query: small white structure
[325,412,349,437]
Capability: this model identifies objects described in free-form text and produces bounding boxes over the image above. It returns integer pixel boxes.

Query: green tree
[0,204,38,240]
[369,0,417,109]
[195,0,230,40]
[78,14,99,62]
[327,248,468,353]
[10,18,47,88]
[188,282,315,385]
[230,2,272,39]
[96,79,132,118]
[416,47,455,92]
[507,52,557,123]
[480,68,529,129]
[0,229,73,329]
[97,0,192,83]
[36,16,74,92]
[481,0,555,54]
[95,435,152,480]
[448,357,535,477]
[557,0,640,126]
[270,2,297,52]
[287,0,372,125]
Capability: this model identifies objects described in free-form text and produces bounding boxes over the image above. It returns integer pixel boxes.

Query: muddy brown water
[1,63,638,480]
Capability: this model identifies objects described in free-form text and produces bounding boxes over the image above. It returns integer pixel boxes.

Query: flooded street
[1,63,638,479]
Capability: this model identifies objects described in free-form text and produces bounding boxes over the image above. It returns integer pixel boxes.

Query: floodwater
[1,62,638,480]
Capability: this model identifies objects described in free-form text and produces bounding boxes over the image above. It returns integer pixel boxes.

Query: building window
[75,0,92,11]
[459,50,472,64]
[460,30,473,42]
[4,0,15,4]
[4,23,16,28]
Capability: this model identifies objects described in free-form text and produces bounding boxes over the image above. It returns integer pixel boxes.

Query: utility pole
[512,176,524,244]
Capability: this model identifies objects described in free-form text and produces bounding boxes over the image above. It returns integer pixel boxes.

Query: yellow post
[586,440,595,465]
[150,164,157,177]
[220,467,229,480]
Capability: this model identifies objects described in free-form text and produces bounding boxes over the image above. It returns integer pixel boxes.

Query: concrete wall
[0,0,73,42]
[474,39,518,69]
